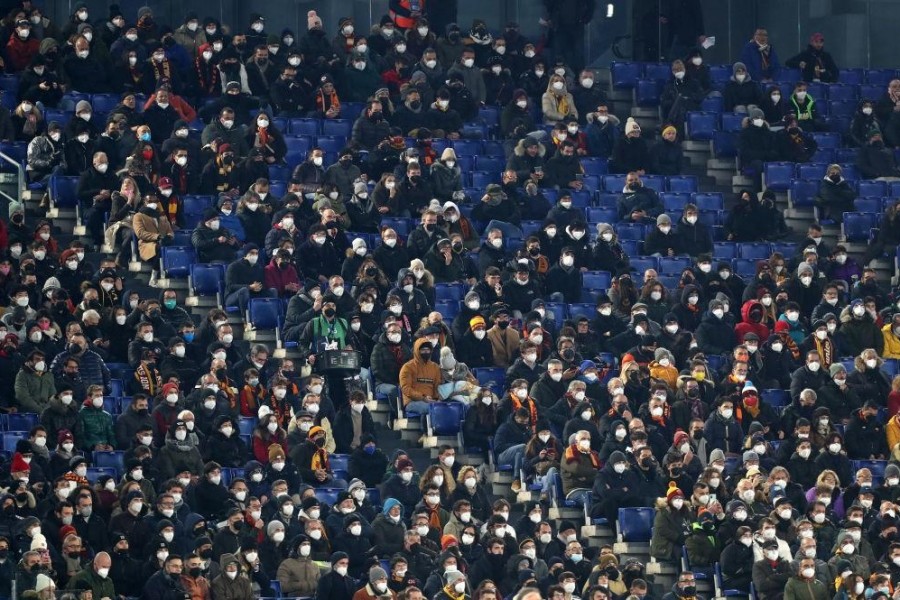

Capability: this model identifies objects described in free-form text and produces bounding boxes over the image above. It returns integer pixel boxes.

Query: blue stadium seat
[330,454,350,473]
[545,302,568,324]
[770,242,798,257]
[189,264,225,302]
[316,136,346,154]
[788,179,819,207]
[842,212,879,242]
[50,176,80,208]
[435,300,459,321]
[855,198,882,213]
[720,112,745,133]
[428,403,466,435]
[693,192,724,211]
[761,389,790,409]
[475,156,504,172]
[838,69,864,85]
[858,180,888,198]
[865,69,897,86]
[713,242,738,259]
[583,271,612,289]
[851,460,887,481]
[615,223,645,240]
[644,63,672,81]
[828,101,856,118]
[714,562,744,597]
[659,256,691,274]
[667,176,698,193]
[642,175,665,194]
[248,298,283,329]
[701,95,724,113]
[581,158,608,176]
[634,79,662,107]
[838,163,860,180]
[603,174,628,191]
[91,93,119,113]
[611,62,643,89]
[732,258,759,278]
[288,118,319,136]
[284,136,312,157]
[826,84,859,103]
[629,256,659,274]
[836,147,860,163]
[109,379,124,398]
[709,65,731,83]
[380,217,412,237]
[92,451,125,475]
[471,171,500,187]
[738,243,772,259]
[473,368,506,395]
[685,112,717,141]
[161,246,194,278]
[452,140,482,156]
[342,102,365,121]
[712,131,738,158]
[860,84,883,102]
[85,467,116,484]
[763,162,795,192]
[661,192,692,212]
[321,119,352,137]
[313,487,343,505]
[3,413,38,432]
[478,106,499,126]
[238,417,257,436]
[586,207,617,224]
[618,507,654,542]
[435,283,465,301]
[569,303,596,320]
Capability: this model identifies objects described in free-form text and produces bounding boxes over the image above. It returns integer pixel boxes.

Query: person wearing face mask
[723,62,764,114]
[717,525,755,592]
[774,113,820,163]
[204,416,249,469]
[693,298,736,357]
[587,449,640,524]
[274,534,320,597]
[736,107,777,188]
[210,552,253,600]
[749,538,791,600]
[347,433,389,488]
[332,390,376,455]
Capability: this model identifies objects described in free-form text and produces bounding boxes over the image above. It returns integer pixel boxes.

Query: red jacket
[6,35,39,72]
[734,299,771,343]
[264,258,300,297]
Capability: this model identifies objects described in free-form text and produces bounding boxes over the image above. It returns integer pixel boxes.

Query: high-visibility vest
[389,0,423,29]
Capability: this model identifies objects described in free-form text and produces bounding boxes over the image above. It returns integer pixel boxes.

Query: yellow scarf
[556,94,569,117]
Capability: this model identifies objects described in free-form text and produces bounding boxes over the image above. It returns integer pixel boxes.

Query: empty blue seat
[836,147,860,163]
[452,140,482,156]
[667,176,698,193]
[842,212,878,242]
[92,451,125,474]
[161,246,194,278]
[860,84,883,102]
[851,459,887,480]
[685,112,717,140]
[478,106,499,126]
[190,264,225,300]
[615,223,645,240]
[435,283,465,301]
[471,171,500,187]
[91,93,119,113]
[761,389,790,409]
[330,454,350,472]
[569,303,597,320]
[642,175,665,194]
[701,95,724,113]
[611,62,643,89]
[713,242,738,259]
[284,136,312,157]
[473,368,505,395]
[738,243,772,259]
[720,112,745,133]
[618,507,654,541]
[763,162,796,192]
[581,158,608,176]
[435,300,459,321]
[828,100,856,118]
[838,163,860,180]
[475,156,503,172]
[428,402,466,435]
[50,176,80,208]
[85,467,116,484]
[865,69,897,86]
[603,174,627,191]
[583,271,612,289]
[827,84,859,103]
[586,207,617,224]
[380,217,412,237]
[839,69,864,85]
[714,562,745,598]
[855,198,881,213]
[316,135,346,154]
[321,119,352,137]
[693,192,724,211]
[859,180,888,198]
[109,379,124,398]
[545,302,568,323]
[732,258,759,278]
[289,118,319,136]
[659,256,691,274]
[3,413,38,432]
[634,79,662,107]
[661,192,692,212]
[770,242,798,257]
[313,487,343,506]
[248,298,283,329]
[788,179,820,207]
[629,256,659,274]
[712,130,738,158]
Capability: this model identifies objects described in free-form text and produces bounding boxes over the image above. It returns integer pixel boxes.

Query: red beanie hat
[11,452,31,473]
[774,320,790,333]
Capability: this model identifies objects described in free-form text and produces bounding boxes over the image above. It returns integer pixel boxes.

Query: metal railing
[0,151,24,206]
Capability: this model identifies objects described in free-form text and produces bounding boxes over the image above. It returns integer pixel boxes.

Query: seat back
[161,246,194,278]
[248,298,283,329]
[429,402,466,435]
[190,264,225,297]
[50,176,80,208]
[472,368,506,395]
[617,507,654,542]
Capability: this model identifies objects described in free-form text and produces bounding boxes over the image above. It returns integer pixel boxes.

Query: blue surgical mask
[183,332,195,342]
[364,445,376,455]
[139,132,151,142]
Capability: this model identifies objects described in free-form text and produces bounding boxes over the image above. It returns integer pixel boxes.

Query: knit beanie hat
[624,118,640,136]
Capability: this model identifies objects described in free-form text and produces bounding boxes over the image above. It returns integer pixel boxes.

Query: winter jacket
[839,311,884,357]
[505,137,546,182]
[76,398,115,449]
[695,311,737,356]
[783,576,830,600]
[752,558,792,600]
[316,569,355,600]
[703,410,744,455]
[371,333,413,386]
[13,364,56,413]
[372,502,407,556]
[540,81,577,125]
[277,556,320,597]
[843,409,888,459]
[735,300,771,343]
[847,358,891,405]
[67,566,116,598]
[560,443,600,493]
[134,208,174,261]
[650,503,692,560]
[332,404,376,454]
[210,555,253,600]
[399,338,441,403]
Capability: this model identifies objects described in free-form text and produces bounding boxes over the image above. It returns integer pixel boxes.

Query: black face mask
[497,320,509,329]
[561,348,575,361]
[199,548,213,559]
[410,100,421,110]
[452,242,463,252]
[323,307,336,318]
[315,437,326,447]
[189,567,202,578]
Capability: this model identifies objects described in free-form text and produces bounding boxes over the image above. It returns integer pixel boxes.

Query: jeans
[375,383,398,400]
[539,467,559,496]
[497,443,526,480]
[225,287,278,315]
[484,220,524,240]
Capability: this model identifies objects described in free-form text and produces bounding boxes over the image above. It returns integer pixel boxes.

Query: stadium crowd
[4,2,900,600]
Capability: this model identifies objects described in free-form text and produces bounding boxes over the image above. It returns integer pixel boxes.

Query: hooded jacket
[399,338,441,404]
[76,397,115,450]
[372,497,406,556]
[838,306,884,357]
[735,300,771,343]
[210,555,253,600]
[505,137,546,183]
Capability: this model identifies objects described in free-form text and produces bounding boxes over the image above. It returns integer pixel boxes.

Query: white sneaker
[148,272,159,287]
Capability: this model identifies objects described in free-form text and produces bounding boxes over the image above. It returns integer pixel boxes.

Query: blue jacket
[740,41,781,81]
[219,210,246,242]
